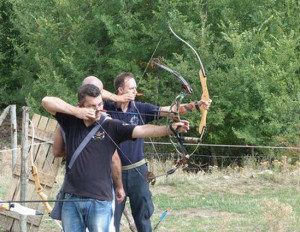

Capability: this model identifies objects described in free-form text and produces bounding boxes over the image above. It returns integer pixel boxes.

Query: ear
[118,87,124,94]
[78,102,83,107]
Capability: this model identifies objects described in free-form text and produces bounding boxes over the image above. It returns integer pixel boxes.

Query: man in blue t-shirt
[104,72,211,232]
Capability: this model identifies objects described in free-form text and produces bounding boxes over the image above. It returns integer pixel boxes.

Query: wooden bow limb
[0,201,43,215]
[32,165,63,229]
[31,165,53,214]
[169,23,210,141]
[199,69,210,141]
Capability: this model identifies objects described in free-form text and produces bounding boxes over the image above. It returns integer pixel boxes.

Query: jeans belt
[122,159,146,171]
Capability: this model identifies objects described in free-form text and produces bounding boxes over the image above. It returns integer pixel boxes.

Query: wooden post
[123,208,137,232]
[0,106,10,126]
[10,105,18,172]
[211,146,218,167]
[20,106,30,232]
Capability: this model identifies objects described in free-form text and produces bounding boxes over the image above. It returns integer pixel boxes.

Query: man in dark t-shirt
[42,84,189,232]
[105,72,211,232]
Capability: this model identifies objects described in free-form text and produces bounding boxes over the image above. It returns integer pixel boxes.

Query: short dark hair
[78,84,101,104]
[114,72,135,90]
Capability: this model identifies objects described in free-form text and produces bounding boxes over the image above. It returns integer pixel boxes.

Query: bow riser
[199,69,210,138]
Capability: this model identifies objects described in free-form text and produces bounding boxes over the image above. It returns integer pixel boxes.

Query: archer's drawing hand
[198,99,212,110]
[171,120,190,133]
[75,108,97,120]
[115,186,126,204]
[116,93,135,103]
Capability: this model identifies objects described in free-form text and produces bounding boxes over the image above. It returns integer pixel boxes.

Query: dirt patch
[170,206,237,218]
[0,116,22,148]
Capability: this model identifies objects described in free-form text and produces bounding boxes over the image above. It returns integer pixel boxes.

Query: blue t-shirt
[104,101,161,165]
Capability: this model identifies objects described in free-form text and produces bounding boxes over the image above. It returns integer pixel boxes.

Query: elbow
[41,96,49,106]
[41,97,50,111]
[53,148,66,158]
[53,147,59,157]
[42,97,55,115]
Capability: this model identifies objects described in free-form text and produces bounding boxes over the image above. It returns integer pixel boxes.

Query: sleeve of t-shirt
[54,112,75,133]
[107,119,136,144]
[103,100,113,111]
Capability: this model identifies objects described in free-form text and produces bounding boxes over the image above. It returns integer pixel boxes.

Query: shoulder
[133,101,158,109]
[133,101,160,114]
[104,118,132,127]
[55,112,79,131]
[104,100,115,109]
[55,112,76,122]
[102,118,135,134]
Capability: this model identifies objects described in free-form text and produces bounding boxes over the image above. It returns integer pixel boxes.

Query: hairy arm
[159,99,212,117]
[132,120,189,139]
[42,96,95,119]
[102,90,135,103]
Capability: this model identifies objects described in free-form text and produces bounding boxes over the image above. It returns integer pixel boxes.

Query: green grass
[147,164,300,232]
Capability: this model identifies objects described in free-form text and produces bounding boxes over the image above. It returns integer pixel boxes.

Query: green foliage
[0,0,299,149]
[0,0,22,108]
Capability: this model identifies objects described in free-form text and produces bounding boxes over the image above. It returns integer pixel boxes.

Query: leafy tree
[0,0,21,108]
[0,0,299,155]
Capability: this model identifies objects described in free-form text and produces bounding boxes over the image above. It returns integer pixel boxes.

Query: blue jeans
[110,189,115,232]
[62,193,112,232]
[114,163,154,232]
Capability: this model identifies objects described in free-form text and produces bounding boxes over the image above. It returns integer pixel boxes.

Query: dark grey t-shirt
[55,112,135,201]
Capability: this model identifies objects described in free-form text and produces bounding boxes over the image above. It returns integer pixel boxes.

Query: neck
[83,116,100,127]
[117,101,130,112]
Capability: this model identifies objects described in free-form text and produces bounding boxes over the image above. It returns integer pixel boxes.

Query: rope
[144,152,289,159]
[1,141,299,155]
[0,141,53,153]
[144,141,300,150]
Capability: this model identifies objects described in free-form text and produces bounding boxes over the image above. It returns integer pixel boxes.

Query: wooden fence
[0,114,62,232]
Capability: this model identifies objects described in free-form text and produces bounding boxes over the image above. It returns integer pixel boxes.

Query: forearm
[102,90,134,103]
[177,101,201,115]
[132,120,189,138]
[42,97,77,116]
[160,101,203,117]
[132,124,168,138]
[102,89,117,101]
[111,152,123,189]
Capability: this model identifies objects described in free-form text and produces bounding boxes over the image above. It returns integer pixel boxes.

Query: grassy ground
[1,157,300,232]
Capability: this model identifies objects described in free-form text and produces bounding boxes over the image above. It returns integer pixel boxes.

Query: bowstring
[137,37,162,87]
[135,37,165,174]
[132,101,161,163]
[133,29,201,181]
[168,24,204,160]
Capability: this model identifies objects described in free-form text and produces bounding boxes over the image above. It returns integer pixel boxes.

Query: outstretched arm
[132,120,189,139]
[159,99,212,117]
